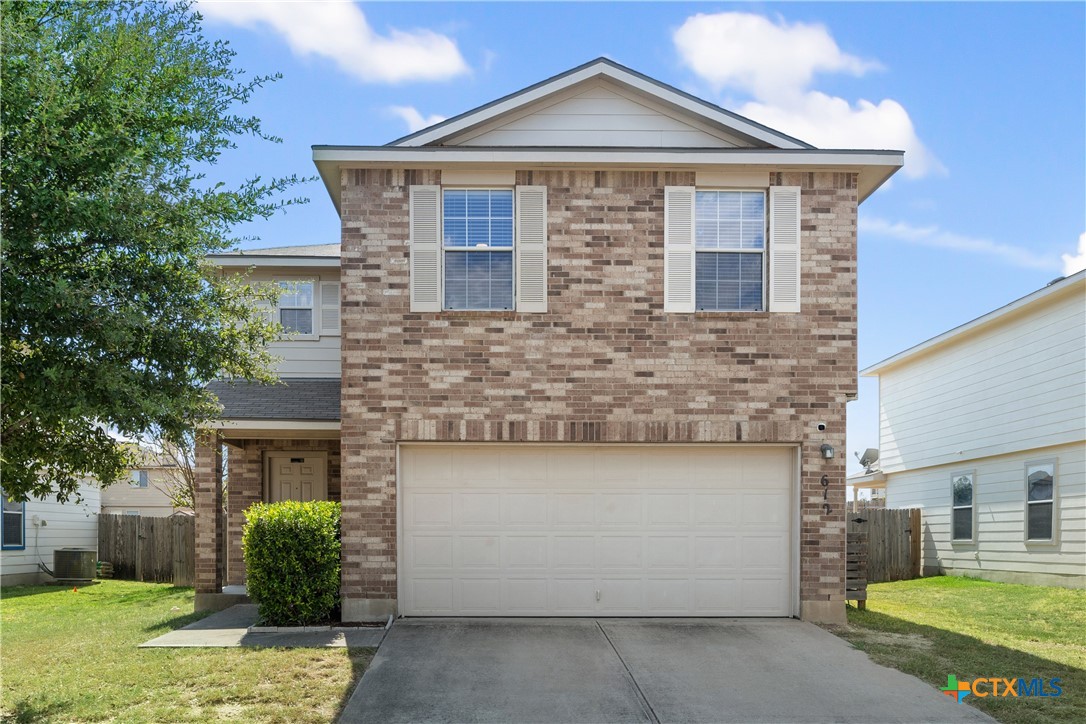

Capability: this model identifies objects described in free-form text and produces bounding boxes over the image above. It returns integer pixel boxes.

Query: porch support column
[193,430,224,608]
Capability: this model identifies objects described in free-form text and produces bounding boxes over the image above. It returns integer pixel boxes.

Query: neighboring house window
[130,470,149,488]
[278,280,315,335]
[1026,462,1056,541]
[125,510,140,516]
[2,490,25,549]
[442,189,514,310]
[951,472,974,541]
[694,190,765,311]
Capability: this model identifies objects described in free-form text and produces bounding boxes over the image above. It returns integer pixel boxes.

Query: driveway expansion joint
[596,620,660,724]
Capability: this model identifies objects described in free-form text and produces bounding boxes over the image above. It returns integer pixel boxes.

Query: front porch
[194,378,341,612]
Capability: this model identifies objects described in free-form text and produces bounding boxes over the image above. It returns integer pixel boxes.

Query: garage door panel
[411,536,454,568]
[553,493,595,525]
[597,493,642,525]
[647,494,690,525]
[503,536,548,568]
[503,493,548,526]
[458,536,500,568]
[693,493,739,526]
[401,445,793,617]
[598,536,642,568]
[459,578,501,613]
[407,448,454,485]
[646,536,690,568]
[457,493,500,526]
[553,536,595,568]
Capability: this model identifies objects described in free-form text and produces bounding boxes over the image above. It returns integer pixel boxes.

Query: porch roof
[206,378,341,421]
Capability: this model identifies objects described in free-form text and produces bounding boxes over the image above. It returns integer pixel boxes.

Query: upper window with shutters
[665,185,801,314]
[410,185,548,313]
[254,277,341,340]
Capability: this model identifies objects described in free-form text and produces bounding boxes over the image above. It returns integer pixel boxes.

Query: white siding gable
[877,287,1085,474]
[450,81,750,148]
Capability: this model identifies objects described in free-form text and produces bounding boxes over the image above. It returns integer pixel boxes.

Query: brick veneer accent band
[223,438,341,586]
[339,168,856,617]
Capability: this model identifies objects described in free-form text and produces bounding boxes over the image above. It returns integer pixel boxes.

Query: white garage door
[400,445,794,616]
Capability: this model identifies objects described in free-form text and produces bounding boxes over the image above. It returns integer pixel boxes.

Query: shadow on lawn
[6,699,70,724]
[333,647,376,721]
[841,608,1083,724]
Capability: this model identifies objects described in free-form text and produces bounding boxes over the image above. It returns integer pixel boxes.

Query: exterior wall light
[820,444,835,460]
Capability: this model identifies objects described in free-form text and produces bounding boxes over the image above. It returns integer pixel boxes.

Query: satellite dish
[858,448,879,469]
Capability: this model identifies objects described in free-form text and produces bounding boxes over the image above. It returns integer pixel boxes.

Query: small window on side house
[130,470,149,488]
[951,473,974,541]
[1026,462,1055,541]
[695,190,765,311]
[2,490,24,549]
[278,281,315,335]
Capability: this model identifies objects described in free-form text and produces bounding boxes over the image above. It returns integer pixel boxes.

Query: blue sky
[196,2,1085,477]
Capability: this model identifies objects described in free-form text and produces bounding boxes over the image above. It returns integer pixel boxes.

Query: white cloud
[389,106,447,133]
[860,217,1060,271]
[198,1,469,83]
[673,12,943,178]
[1062,232,1086,275]
[674,12,879,101]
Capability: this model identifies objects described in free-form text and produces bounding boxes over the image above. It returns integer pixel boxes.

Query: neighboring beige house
[857,271,1085,588]
[1,482,100,586]
[101,464,184,517]
[194,58,904,623]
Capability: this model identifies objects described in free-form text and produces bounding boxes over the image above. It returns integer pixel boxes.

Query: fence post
[910,508,922,579]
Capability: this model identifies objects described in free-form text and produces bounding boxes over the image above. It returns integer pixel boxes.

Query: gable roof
[313,58,904,212]
[208,243,340,268]
[390,58,813,150]
[862,270,1085,376]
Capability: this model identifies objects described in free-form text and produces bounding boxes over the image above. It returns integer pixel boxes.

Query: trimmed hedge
[242,500,341,626]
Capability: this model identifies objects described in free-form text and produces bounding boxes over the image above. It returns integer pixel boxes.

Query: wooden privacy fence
[847,508,922,587]
[98,514,195,586]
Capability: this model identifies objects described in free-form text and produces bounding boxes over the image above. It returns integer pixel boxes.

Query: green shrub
[242,500,341,626]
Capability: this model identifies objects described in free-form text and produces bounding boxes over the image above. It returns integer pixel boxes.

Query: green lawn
[833,576,1085,724]
[1,581,371,722]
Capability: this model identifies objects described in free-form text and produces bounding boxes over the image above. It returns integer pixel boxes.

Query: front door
[267,453,328,503]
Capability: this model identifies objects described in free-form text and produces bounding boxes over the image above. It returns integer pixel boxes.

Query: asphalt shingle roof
[206,378,340,421]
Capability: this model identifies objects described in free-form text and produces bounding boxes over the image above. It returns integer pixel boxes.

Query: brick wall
[339,168,857,620]
[223,438,341,586]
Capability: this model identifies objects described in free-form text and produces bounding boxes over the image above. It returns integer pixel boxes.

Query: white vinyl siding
[884,443,1084,587]
[247,271,342,378]
[102,468,179,516]
[400,444,794,617]
[877,289,1085,473]
[451,82,749,148]
[0,482,100,585]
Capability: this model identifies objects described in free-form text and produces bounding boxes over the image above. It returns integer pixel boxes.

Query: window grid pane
[443,189,514,248]
[696,252,763,311]
[444,250,514,310]
[280,308,313,335]
[1027,466,1054,501]
[952,475,973,506]
[695,190,764,250]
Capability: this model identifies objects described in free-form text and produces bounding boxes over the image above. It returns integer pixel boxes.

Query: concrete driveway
[339,618,993,723]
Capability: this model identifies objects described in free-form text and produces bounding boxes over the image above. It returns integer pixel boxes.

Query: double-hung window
[278,281,315,335]
[1026,461,1056,541]
[951,472,974,541]
[442,189,515,310]
[695,190,766,311]
[130,470,149,488]
[2,490,24,550]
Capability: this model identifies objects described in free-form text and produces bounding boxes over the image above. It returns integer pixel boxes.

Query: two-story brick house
[194,59,903,624]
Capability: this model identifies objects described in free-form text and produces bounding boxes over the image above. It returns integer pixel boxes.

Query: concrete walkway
[339,618,994,723]
[140,605,387,648]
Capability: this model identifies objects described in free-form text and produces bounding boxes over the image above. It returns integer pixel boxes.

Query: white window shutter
[664,186,696,312]
[769,186,802,313]
[515,185,548,313]
[252,282,278,326]
[409,185,441,312]
[319,281,340,335]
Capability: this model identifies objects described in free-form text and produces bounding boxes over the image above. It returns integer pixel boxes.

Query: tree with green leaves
[1,1,299,501]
